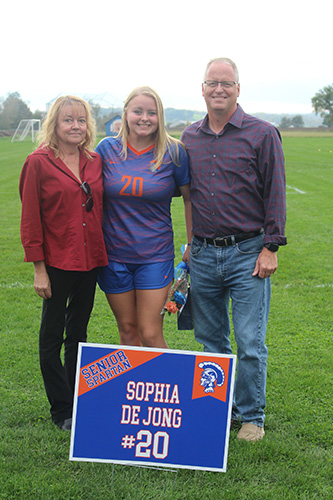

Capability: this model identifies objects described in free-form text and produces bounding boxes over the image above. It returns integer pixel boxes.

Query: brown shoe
[237,423,265,442]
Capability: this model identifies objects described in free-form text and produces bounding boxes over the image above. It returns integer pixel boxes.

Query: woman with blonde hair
[96,86,191,348]
[19,95,107,430]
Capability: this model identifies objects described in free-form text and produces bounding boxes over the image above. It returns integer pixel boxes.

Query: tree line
[1,84,333,132]
[0,93,109,132]
[311,84,333,127]
[0,92,43,130]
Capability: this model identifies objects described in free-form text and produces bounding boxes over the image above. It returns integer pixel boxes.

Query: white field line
[0,282,33,289]
[286,185,306,194]
[284,283,332,289]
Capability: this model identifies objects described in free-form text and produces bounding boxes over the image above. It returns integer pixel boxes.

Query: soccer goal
[11,119,41,143]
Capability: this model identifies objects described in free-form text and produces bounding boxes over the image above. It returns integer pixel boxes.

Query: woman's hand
[33,261,52,299]
[182,245,191,264]
[179,184,192,267]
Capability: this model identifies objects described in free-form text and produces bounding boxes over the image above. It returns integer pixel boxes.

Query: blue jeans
[190,234,270,426]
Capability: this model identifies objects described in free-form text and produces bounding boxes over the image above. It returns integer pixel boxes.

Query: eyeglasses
[80,181,93,212]
[204,81,238,89]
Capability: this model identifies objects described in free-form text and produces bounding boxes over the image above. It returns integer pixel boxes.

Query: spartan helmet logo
[198,361,225,394]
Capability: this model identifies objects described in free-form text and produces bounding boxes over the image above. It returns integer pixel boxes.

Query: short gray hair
[203,57,239,82]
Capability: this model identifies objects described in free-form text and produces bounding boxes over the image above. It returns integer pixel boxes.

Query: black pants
[39,267,98,424]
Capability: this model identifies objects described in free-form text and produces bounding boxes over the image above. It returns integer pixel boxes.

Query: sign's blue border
[69,343,236,472]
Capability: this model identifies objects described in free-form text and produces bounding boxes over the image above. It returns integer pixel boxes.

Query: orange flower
[165,301,178,314]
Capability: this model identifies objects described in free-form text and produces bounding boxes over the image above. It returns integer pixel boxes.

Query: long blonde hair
[117,86,184,171]
[38,95,96,158]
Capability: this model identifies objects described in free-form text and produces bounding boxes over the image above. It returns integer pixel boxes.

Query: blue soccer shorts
[98,259,174,294]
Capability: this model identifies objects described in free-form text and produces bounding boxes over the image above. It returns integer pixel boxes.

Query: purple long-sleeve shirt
[181,105,287,245]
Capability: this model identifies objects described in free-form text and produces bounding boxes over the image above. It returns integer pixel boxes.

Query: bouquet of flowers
[161,261,190,316]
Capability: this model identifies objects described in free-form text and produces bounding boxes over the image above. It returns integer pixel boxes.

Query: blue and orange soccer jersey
[96,137,190,263]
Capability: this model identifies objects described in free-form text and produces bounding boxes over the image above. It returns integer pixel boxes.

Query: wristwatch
[264,243,279,252]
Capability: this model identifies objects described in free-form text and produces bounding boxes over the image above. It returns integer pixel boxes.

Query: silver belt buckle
[213,237,228,247]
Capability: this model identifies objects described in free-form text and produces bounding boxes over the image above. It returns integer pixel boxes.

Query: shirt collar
[228,104,244,128]
[36,146,91,182]
[197,104,245,135]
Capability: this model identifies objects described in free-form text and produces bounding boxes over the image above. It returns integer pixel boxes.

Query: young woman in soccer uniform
[96,86,191,348]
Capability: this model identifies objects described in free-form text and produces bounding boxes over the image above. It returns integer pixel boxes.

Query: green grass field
[0,133,332,499]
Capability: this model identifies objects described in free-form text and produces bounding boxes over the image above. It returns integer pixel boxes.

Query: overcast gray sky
[1,0,331,114]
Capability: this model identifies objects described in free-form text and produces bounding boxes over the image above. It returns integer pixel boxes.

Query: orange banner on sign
[192,355,230,403]
[78,349,162,397]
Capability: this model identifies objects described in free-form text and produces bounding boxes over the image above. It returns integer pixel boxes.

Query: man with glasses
[181,57,287,441]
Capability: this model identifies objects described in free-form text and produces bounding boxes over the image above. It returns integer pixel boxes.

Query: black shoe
[56,417,72,431]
